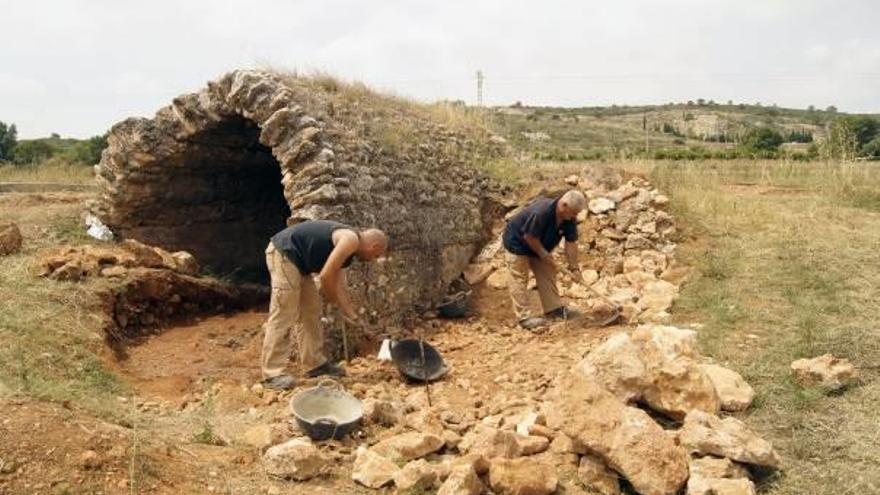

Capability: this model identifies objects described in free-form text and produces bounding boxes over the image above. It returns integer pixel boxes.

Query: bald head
[357,228,388,261]
[557,190,586,220]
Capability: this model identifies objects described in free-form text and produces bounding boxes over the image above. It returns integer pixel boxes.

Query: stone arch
[91,70,505,323]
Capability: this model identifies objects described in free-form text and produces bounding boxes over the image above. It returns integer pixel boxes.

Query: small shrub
[739,128,783,154]
[862,137,880,159]
[12,140,54,165]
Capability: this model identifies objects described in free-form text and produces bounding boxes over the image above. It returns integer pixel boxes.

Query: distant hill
[487,102,878,160]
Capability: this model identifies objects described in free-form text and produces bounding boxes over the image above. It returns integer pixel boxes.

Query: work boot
[518,316,548,330]
[545,306,583,321]
[263,374,296,391]
[305,361,347,378]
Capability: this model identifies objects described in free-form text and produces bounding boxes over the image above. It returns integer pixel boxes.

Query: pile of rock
[254,323,777,495]
[35,239,199,282]
[569,175,683,324]
[258,325,776,495]
[577,324,754,418]
[559,323,776,494]
[471,174,683,326]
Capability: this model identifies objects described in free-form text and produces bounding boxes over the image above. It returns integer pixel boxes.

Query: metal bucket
[289,380,363,441]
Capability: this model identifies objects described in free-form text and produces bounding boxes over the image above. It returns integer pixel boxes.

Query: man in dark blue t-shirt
[261,220,388,390]
[502,190,587,329]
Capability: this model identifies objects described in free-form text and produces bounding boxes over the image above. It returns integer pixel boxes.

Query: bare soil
[109,310,267,404]
[0,177,639,495]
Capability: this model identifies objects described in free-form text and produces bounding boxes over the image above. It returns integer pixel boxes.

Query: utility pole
[476,70,484,107]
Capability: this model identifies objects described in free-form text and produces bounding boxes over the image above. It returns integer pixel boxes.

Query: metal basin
[289,380,363,441]
[437,290,470,319]
[390,339,449,382]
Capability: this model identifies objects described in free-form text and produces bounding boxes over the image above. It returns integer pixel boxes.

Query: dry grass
[613,159,880,494]
[0,157,95,184]
[0,189,125,419]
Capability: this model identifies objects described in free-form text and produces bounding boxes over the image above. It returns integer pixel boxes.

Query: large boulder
[678,411,781,468]
[578,332,647,402]
[0,223,23,256]
[700,364,755,411]
[262,438,328,481]
[552,373,689,495]
[636,325,720,420]
[578,325,720,420]
[790,354,859,390]
[489,457,558,495]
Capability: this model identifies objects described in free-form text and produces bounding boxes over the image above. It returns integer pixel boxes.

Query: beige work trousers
[261,243,326,379]
[505,252,563,321]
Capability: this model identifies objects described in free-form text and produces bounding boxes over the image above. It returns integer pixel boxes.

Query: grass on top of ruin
[623,159,880,495]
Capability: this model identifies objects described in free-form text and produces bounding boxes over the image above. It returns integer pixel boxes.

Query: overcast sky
[3,0,879,138]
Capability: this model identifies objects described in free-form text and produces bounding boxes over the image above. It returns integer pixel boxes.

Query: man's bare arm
[334,269,358,320]
[318,230,359,306]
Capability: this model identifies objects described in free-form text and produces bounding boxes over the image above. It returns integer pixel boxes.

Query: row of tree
[0,120,108,166]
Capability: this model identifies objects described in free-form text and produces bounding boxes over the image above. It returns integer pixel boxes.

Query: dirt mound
[34,240,266,346]
[101,268,266,346]
[35,239,199,281]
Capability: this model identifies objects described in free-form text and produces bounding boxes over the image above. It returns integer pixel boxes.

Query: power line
[476,70,484,107]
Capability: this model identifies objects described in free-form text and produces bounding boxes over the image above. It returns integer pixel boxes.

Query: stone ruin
[89,69,506,330]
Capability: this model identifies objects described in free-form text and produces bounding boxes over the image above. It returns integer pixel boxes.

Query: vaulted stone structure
[91,70,505,326]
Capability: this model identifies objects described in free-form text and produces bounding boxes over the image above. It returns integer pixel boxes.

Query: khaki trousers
[505,252,563,321]
[261,243,326,379]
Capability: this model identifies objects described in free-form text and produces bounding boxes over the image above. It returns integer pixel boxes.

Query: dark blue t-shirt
[271,220,356,274]
[502,197,578,257]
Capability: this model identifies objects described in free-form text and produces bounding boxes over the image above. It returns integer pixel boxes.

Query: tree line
[0,120,108,166]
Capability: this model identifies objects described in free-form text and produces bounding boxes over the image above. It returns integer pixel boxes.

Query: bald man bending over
[261,220,388,390]
[502,190,587,330]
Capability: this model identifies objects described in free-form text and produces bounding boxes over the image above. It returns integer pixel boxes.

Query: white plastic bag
[377,339,393,361]
[84,214,114,241]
